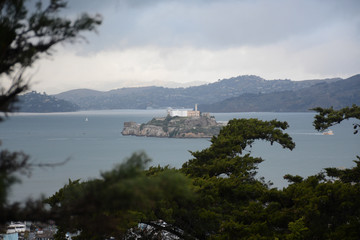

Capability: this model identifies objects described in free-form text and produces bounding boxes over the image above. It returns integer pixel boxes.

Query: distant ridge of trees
[54,75,345,111]
[17,74,359,113]
[18,91,80,113]
[199,74,360,112]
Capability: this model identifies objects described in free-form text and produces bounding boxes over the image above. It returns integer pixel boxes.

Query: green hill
[199,74,360,112]
[54,75,340,110]
[18,91,80,112]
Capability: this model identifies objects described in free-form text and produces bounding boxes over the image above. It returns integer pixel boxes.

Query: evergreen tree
[46,111,360,239]
[46,152,195,240]
[312,104,360,134]
[0,0,101,223]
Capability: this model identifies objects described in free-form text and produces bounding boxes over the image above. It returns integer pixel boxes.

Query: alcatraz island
[122,104,225,138]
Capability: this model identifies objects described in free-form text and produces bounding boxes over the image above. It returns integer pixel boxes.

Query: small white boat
[85,117,88,122]
[322,129,334,135]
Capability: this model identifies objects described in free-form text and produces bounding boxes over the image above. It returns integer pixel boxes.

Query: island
[122,105,225,138]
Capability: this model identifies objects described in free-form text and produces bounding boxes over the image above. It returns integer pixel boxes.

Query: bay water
[0,110,358,202]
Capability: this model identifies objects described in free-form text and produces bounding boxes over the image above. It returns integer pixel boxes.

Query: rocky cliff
[122,115,224,138]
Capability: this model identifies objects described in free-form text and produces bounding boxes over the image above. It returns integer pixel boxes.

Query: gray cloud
[29,0,360,93]
[63,0,360,51]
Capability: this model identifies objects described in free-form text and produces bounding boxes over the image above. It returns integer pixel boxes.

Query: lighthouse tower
[187,104,200,117]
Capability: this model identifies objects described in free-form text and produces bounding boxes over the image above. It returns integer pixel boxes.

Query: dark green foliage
[279,172,360,239]
[0,149,51,224]
[183,118,295,178]
[284,174,304,184]
[46,152,195,240]
[312,104,360,134]
[324,157,360,183]
[0,0,101,226]
[0,150,29,216]
[179,118,296,239]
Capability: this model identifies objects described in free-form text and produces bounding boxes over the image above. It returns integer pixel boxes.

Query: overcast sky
[27,0,360,94]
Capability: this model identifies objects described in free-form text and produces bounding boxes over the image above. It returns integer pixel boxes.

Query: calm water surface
[0,110,358,202]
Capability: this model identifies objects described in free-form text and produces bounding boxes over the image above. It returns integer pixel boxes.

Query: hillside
[198,74,360,112]
[122,115,223,138]
[54,75,340,110]
[17,91,80,112]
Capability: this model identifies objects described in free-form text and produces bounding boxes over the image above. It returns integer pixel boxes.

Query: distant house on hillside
[168,104,200,117]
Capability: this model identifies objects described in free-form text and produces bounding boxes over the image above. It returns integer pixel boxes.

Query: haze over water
[0,110,358,202]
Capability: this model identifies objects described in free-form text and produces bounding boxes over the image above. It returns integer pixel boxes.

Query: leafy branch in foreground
[45,152,195,240]
[180,118,296,239]
[312,104,360,134]
[0,0,102,225]
[0,0,102,120]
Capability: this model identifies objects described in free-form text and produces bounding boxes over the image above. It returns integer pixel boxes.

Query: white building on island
[167,104,200,117]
